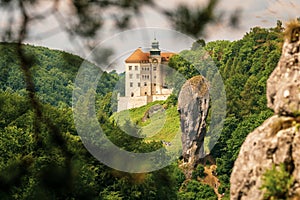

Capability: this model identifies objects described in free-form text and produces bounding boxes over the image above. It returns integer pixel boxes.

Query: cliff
[178,75,209,176]
[230,20,300,199]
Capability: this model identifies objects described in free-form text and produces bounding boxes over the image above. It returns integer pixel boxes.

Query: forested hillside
[0,22,284,199]
[0,44,182,199]
[204,24,283,197]
[159,23,283,198]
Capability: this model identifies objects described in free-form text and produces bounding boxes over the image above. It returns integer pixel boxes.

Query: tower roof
[150,38,160,56]
[125,39,176,63]
[151,38,159,47]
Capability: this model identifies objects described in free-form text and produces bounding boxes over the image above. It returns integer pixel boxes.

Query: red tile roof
[125,48,149,63]
[125,48,175,63]
[161,52,176,62]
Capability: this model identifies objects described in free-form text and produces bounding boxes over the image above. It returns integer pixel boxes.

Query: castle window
[129,74,133,79]
[130,82,133,87]
[145,92,147,95]
[136,74,140,79]
[138,82,140,87]
[144,82,147,86]
[131,92,134,97]
[135,66,138,70]
[129,66,132,70]
[154,75,156,79]
[154,83,156,86]
[153,66,156,71]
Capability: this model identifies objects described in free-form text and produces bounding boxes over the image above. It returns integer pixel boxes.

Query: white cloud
[257,0,300,24]
[205,0,300,41]
[2,0,300,55]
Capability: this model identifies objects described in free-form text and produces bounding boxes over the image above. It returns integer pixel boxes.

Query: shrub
[192,164,206,179]
[260,163,294,199]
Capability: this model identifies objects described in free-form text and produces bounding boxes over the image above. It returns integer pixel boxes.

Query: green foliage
[260,163,294,199]
[0,89,181,199]
[165,93,178,108]
[192,164,206,179]
[163,23,282,192]
[170,162,186,190]
[0,44,180,199]
[112,101,180,142]
[0,43,119,107]
[178,180,217,200]
[191,39,206,50]
[0,21,288,199]
[206,24,282,187]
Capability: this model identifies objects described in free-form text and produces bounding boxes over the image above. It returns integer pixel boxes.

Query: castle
[117,39,176,112]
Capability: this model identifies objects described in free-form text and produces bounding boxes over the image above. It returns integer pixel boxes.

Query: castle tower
[117,39,175,112]
[150,38,161,56]
[148,38,162,95]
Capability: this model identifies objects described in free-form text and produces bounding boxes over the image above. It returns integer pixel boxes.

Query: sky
[1,0,300,69]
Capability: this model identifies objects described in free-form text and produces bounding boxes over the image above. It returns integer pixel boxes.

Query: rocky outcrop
[230,116,300,199]
[142,104,165,122]
[178,75,209,171]
[231,20,300,199]
[267,27,300,116]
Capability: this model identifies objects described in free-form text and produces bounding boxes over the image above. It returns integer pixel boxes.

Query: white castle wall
[117,96,148,112]
[117,93,172,112]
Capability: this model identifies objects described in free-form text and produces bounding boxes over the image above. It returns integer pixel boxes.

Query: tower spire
[150,35,160,56]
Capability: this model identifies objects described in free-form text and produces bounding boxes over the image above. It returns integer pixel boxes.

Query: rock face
[267,26,300,116]
[178,75,209,169]
[231,20,300,199]
[142,104,164,122]
[230,116,300,199]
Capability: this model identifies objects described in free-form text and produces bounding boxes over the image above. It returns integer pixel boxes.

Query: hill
[110,23,284,199]
[204,25,283,198]
[0,21,286,199]
[112,101,180,142]
[0,43,184,199]
[0,43,119,107]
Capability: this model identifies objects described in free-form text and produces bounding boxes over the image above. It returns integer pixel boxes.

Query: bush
[260,163,294,199]
[178,180,217,200]
[192,164,206,179]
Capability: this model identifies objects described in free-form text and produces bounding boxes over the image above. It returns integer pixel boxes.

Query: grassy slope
[111,101,180,142]
[111,100,212,156]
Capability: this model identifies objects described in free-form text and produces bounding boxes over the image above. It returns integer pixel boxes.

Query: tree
[191,39,206,50]
[178,180,217,200]
[192,164,206,179]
